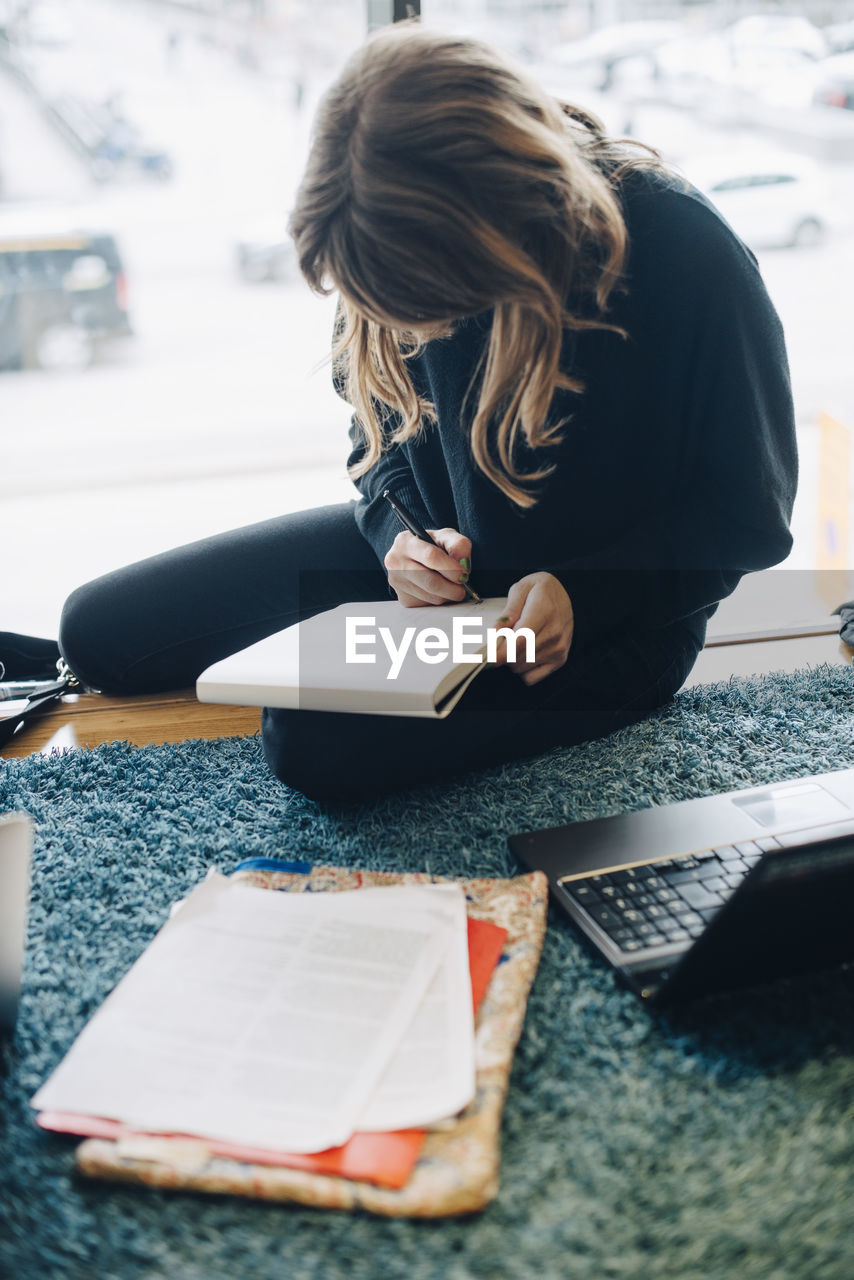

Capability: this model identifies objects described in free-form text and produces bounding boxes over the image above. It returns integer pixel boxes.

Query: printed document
[32,876,473,1153]
[357,883,474,1130]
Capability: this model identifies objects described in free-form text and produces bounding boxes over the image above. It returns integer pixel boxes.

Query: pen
[382,489,484,605]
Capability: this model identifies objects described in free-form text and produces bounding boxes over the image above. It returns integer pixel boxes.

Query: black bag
[0,633,80,750]
[833,601,854,648]
[0,632,61,680]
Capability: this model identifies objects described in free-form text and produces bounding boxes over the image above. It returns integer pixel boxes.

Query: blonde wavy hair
[289,24,657,507]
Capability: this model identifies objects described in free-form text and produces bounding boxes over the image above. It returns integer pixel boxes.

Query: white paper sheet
[32,875,465,1153]
[356,884,475,1131]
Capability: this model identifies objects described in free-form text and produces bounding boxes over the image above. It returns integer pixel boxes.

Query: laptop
[0,812,33,1036]
[508,767,854,1005]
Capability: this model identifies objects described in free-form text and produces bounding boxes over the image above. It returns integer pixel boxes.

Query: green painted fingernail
[496,615,510,623]
[458,573,469,584]
[459,557,470,571]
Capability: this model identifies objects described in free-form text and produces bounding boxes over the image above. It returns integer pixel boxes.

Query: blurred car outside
[548,21,683,92]
[654,26,824,112]
[653,31,733,98]
[0,206,132,372]
[717,14,827,109]
[545,17,829,117]
[825,21,854,56]
[723,14,828,62]
[723,42,822,110]
[813,51,854,112]
[235,216,294,284]
[21,0,72,48]
[685,151,837,250]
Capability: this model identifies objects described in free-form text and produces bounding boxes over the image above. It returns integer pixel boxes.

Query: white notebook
[196,598,512,719]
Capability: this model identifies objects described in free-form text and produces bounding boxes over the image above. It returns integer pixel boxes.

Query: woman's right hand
[384,528,473,607]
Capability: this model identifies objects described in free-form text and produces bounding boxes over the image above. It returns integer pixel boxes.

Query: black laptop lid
[640,830,854,1004]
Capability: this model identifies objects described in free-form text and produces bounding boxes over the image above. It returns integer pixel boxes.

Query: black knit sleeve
[346,415,434,569]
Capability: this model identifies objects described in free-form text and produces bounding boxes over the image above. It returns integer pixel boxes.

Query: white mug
[0,812,33,1035]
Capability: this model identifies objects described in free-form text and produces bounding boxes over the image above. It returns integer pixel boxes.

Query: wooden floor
[2,689,261,759]
[2,632,851,761]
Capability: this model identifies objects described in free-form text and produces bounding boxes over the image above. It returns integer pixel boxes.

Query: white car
[25,1,73,47]
[549,20,683,91]
[724,14,828,62]
[234,217,294,284]
[686,153,835,250]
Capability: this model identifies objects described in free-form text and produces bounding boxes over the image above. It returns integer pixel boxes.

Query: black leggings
[59,502,700,802]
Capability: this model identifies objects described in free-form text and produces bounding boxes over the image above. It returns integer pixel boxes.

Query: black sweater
[345,167,798,654]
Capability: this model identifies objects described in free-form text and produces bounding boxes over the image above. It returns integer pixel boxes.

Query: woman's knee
[59,578,127,692]
[261,708,375,803]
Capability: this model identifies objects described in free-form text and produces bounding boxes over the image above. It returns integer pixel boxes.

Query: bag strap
[0,661,81,750]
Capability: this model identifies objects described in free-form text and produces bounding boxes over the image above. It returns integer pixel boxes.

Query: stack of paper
[32,875,477,1156]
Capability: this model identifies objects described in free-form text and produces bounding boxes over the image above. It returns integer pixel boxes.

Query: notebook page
[32,876,452,1153]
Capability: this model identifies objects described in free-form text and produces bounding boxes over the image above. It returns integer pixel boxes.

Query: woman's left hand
[495,572,574,686]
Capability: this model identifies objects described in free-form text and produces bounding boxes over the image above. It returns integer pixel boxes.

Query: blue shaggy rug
[1,664,853,1280]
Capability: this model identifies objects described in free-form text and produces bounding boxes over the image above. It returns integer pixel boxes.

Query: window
[4,0,853,638]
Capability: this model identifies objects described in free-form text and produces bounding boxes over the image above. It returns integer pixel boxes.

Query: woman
[58,25,797,801]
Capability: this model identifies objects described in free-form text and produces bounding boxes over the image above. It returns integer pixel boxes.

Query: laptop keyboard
[559,837,783,955]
